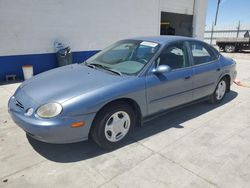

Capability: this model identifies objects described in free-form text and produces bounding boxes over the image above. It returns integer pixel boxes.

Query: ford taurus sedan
[8,36,237,149]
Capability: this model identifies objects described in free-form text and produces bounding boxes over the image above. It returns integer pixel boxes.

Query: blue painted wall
[0,50,99,81]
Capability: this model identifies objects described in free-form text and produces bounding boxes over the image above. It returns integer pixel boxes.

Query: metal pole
[236,21,240,38]
[214,0,221,25]
[210,23,214,45]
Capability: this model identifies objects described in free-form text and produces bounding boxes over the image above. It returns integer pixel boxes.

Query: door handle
[217,68,221,71]
[184,76,191,80]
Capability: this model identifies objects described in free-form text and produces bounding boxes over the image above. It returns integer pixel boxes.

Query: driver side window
[156,42,189,70]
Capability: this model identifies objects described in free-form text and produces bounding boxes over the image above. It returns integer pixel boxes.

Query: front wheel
[225,45,236,53]
[209,78,228,104]
[90,102,135,149]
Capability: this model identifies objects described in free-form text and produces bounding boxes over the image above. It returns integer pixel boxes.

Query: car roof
[128,36,200,45]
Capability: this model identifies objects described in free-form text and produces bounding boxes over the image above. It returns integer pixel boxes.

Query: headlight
[36,103,62,118]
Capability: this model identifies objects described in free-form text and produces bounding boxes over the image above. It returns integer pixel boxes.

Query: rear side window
[189,42,217,65]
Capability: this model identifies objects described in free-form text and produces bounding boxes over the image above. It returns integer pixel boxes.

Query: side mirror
[152,65,171,74]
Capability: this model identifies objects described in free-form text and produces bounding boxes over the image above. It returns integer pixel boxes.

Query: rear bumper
[8,97,96,144]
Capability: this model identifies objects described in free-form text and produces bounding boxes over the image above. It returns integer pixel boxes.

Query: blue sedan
[8,36,237,149]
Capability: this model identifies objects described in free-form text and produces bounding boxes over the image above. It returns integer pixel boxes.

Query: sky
[206,0,250,26]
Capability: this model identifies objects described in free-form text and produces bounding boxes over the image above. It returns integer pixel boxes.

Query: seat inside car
[159,52,184,69]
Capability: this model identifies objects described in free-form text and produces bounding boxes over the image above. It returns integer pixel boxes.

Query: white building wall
[0,0,208,56]
[160,0,194,15]
[192,0,208,39]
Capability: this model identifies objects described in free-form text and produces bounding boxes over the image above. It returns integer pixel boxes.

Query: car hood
[18,64,129,104]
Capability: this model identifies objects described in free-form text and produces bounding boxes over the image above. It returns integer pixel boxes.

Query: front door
[146,41,193,115]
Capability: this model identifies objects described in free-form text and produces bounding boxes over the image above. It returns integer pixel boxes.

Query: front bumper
[8,96,96,144]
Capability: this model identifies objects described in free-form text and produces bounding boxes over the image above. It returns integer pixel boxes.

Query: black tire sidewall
[91,102,135,149]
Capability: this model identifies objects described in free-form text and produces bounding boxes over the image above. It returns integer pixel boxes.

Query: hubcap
[104,111,131,142]
[226,45,235,52]
[215,80,226,100]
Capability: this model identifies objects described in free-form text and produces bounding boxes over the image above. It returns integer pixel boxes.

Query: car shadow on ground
[221,50,250,54]
[237,50,250,54]
[28,91,238,163]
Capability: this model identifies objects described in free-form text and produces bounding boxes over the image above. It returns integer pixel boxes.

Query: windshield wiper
[86,63,96,69]
[86,63,123,76]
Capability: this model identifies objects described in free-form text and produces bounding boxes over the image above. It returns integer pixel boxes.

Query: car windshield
[85,40,160,75]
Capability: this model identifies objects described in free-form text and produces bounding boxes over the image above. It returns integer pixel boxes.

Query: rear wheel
[90,102,135,149]
[225,45,236,53]
[219,46,225,52]
[209,78,228,104]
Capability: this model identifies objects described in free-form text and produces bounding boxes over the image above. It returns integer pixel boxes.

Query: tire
[90,102,136,149]
[209,78,228,104]
[219,46,225,52]
[225,45,236,53]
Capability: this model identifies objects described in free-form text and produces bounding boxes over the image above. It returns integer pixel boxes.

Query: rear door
[146,41,194,115]
[188,41,221,100]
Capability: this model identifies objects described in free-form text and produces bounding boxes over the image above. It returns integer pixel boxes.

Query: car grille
[15,99,24,109]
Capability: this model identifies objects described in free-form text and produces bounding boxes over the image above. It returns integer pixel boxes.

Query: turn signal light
[71,121,85,128]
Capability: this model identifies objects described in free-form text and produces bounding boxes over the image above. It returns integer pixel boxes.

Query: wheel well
[222,74,231,92]
[218,44,225,51]
[90,98,142,132]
